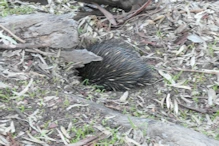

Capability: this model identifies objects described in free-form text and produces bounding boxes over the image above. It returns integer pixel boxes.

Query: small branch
[123,0,152,21]
[94,3,117,26]
[0,43,48,50]
[174,32,189,45]
[25,48,55,56]
[0,24,26,43]
[178,103,217,114]
[173,68,219,75]
[178,103,207,114]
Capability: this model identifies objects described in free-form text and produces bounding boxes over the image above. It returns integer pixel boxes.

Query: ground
[0,0,219,146]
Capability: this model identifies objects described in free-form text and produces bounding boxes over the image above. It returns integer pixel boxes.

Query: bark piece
[61,49,103,67]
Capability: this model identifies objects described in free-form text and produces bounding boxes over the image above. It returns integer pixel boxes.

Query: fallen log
[63,93,219,146]
[0,13,78,49]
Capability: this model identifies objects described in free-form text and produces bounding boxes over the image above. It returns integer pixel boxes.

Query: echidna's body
[78,39,152,91]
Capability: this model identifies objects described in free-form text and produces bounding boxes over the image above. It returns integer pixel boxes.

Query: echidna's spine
[77,39,152,91]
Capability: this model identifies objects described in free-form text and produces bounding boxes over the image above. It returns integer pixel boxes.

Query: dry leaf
[120,91,129,102]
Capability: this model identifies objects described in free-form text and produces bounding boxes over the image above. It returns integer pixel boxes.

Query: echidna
[77,39,152,91]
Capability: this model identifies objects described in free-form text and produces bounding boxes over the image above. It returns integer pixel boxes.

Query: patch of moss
[1,3,35,17]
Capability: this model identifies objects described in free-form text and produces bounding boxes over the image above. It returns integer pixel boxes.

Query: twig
[178,103,207,114]
[11,102,26,119]
[93,3,117,26]
[66,133,105,146]
[0,43,48,50]
[118,4,166,30]
[174,32,189,45]
[122,0,152,22]
[179,9,205,14]
[173,68,219,75]
[25,48,55,56]
[178,103,217,114]
[0,24,26,43]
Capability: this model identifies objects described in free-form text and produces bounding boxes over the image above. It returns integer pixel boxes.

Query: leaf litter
[0,0,219,145]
